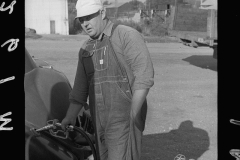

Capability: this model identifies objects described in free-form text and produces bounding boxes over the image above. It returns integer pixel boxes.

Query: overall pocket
[115,81,132,102]
[94,46,108,71]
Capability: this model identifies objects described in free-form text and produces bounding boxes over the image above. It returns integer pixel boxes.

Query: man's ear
[101,7,107,20]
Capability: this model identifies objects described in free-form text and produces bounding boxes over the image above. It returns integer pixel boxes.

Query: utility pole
[173,0,178,30]
[148,0,150,17]
[115,0,118,19]
[149,0,151,10]
[132,0,136,10]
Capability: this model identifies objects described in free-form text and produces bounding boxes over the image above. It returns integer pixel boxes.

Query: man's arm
[121,28,154,92]
[119,28,154,112]
[119,28,154,126]
[61,47,89,130]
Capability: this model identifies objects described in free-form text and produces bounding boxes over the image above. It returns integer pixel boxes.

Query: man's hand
[61,103,83,130]
[61,117,76,131]
[130,89,149,118]
[83,103,90,110]
[130,89,149,131]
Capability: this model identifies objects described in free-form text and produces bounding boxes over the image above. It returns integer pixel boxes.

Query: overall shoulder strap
[111,23,119,35]
[80,40,95,86]
[109,24,134,94]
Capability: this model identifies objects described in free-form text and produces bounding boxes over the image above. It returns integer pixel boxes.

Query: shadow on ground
[25,33,42,39]
[141,120,210,160]
[182,55,217,71]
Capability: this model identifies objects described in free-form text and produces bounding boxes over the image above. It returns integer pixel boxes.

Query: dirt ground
[25,35,217,160]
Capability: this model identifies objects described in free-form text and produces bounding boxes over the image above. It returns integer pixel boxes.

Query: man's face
[78,10,105,39]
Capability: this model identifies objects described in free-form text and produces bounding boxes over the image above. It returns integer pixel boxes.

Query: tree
[103,0,112,5]
[130,0,144,10]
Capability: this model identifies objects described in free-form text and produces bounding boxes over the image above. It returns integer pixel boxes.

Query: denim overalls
[81,25,145,160]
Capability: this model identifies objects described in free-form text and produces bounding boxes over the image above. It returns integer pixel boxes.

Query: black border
[218,0,240,159]
[0,0,25,159]
[0,0,239,159]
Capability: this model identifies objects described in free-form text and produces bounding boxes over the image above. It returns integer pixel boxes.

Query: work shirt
[69,20,154,106]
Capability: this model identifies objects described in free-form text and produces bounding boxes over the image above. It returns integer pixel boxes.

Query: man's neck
[90,19,108,40]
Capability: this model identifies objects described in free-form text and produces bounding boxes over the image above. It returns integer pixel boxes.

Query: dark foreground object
[25,48,97,160]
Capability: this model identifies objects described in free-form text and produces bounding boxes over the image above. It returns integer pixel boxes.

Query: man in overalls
[61,0,154,159]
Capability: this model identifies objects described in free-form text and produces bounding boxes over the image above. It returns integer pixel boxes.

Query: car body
[25,48,96,160]
[32,56,53,69]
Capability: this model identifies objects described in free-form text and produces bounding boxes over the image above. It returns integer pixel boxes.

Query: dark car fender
[25,67,72,128]
[25,48,96,160]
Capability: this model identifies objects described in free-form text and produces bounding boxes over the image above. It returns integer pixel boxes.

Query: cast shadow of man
[141,120,210,160]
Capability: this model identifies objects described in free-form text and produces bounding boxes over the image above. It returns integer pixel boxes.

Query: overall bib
[82,25,146,160]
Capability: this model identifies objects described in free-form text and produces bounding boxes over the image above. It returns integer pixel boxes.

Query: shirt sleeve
[122,29,154,91]
[69,48,89,106]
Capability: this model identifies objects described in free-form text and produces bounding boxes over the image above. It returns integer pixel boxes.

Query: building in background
[105,1,144,23]
[25,0,69,35]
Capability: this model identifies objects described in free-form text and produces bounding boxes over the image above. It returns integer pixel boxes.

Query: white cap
[75,0,103,18]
